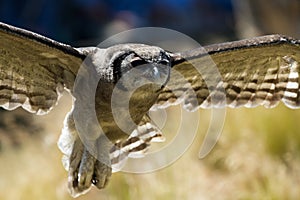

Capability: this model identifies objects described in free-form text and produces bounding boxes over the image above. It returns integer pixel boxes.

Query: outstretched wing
[0,22,86,115]
[155,35,300,111]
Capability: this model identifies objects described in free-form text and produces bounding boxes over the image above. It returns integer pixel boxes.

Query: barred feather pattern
[155,54,300,111]
[221,55,300,109]
[109,115,165,172]
[0,22,82,115]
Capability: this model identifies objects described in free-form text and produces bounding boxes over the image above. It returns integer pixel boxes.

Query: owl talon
[92,159,112,189]
[67,135,112,197]
[77,148,96,191]
[92,135,112,189]
[68,138,96,197]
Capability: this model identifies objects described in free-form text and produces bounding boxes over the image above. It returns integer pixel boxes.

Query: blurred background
[0,0,300,199]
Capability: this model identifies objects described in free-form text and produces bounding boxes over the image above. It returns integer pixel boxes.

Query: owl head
[90,44,172,91]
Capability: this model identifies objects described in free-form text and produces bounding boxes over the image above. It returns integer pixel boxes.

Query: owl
[1,22,300,197]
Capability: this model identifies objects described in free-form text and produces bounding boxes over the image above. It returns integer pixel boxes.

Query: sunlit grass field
[1,93,300,200]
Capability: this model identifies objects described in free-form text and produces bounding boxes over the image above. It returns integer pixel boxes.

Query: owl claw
[92,135,112,189]
[77,148,96,192]
[67,135,112,197]
[68,138,94,197]
[92,159,112,189]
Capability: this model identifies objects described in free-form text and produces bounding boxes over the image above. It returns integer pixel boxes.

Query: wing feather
[155,35,300,110]
[0,22,86,114]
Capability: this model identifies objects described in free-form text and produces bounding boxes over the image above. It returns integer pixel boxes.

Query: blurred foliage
[233,0,300,38]
[1,102,300,199]
[0,109,42,150]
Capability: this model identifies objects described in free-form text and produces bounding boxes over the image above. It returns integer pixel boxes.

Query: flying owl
[1,22,300,197]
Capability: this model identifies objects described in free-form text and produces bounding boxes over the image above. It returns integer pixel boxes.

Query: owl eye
[158,59,170,66]
[130,58,148,67]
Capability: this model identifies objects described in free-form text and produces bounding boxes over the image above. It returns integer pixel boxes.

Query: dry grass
[1,96,300,199]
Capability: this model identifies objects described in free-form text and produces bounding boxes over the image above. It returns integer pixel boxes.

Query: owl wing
[0,22,87,115]
[110,35,300,171]
[155,35,300,111]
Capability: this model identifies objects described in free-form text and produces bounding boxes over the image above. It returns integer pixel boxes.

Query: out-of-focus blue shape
[0,0,235,45]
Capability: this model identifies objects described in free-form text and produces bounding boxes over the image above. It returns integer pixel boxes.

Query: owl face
[105,44,172,90]
[112,45,171,91]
